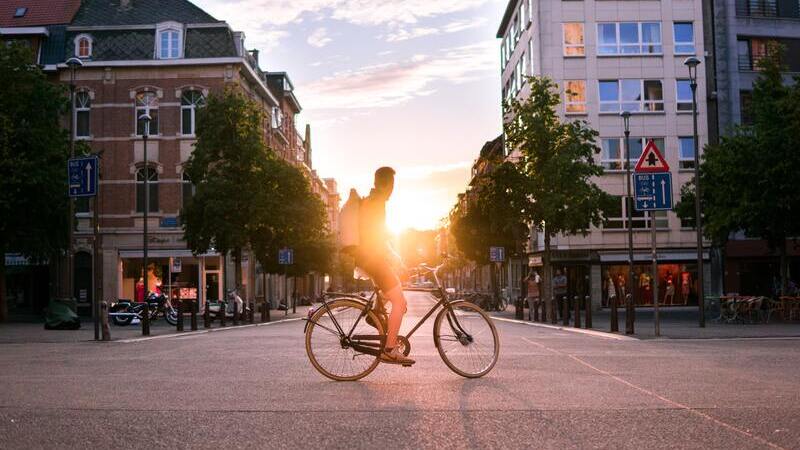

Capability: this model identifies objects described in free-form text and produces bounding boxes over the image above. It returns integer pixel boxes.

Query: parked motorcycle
[109,292,178,326]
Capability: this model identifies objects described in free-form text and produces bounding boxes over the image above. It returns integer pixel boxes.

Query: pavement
[493,305,800,340]
[1,291,799,449]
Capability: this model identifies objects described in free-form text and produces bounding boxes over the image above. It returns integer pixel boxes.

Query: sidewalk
[0,305,312,344]
[491,306,800,339]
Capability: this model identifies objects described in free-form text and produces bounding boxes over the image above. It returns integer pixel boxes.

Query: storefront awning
[599,251,709,263]
[118,249,219,258]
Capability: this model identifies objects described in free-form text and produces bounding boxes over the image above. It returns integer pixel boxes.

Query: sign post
[633,140,672,337]
[279,248,294,315]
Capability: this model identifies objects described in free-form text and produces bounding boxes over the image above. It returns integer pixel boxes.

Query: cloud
[385,18,489,42]
[299,41,496,110]
[307,27,332,48]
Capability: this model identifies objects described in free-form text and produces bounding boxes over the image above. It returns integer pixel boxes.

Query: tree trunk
[543,232,554,322]
[779,239,789,296]
[0,246,7,322]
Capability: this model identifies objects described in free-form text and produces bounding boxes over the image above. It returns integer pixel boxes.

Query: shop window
[673,22,695,55]
[180,90,205,136]
[565,80,586,114]
[676,79,693,112]
[563,23,585,56]
[135,92,159,136]
[136,167,159,213]
[603,264,698,307]
[74,91,91,138]
[679,137,695,169]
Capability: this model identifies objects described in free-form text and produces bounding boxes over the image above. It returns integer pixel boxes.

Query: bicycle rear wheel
[433,301,499,378]
[305,299,384,381]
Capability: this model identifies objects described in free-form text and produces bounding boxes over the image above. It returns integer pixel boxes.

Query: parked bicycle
[303,262,500,381]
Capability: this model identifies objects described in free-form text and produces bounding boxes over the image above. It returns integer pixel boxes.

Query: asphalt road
[1,291,799,449]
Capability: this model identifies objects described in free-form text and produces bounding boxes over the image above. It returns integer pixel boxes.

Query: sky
[194,0,505,232]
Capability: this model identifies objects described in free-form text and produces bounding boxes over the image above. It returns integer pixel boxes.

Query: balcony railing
[736,0,800,18]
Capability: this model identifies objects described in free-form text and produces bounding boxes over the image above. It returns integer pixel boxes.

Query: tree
[503,76,614,320]
[0,44,71,321]
[181,88,270,290]
[676,45,800,294]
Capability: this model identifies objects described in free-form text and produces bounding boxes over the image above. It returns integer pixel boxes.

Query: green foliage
[676,45,800,291]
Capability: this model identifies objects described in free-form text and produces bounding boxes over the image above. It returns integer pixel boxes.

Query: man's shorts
[356,254,400,293]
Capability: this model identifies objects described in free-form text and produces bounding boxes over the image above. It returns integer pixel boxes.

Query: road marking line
[521,336,788,450]
[115,317,303,343]
[493,316,638,341]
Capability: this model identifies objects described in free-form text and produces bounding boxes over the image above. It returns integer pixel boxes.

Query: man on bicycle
[356,167,415,366]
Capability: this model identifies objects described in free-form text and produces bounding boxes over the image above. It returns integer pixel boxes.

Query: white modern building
[497,0,712,309]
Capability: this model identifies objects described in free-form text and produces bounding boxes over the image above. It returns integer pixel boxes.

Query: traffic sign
[489,246,505,263]
[633,172,673,211]
[279,248,294,265]
[634,140,670,173]
[68,155,99,197]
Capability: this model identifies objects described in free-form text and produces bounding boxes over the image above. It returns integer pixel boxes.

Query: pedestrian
[604,271,617,307]
[553,269,567,320]
[525,270,541,321]
[135,277,145,303]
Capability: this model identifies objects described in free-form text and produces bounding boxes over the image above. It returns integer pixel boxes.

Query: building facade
[498,0,712,309]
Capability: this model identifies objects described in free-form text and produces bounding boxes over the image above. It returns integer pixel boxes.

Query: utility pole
[621,111,635,335]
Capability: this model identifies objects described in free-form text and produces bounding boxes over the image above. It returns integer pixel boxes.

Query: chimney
[250,49,259,65]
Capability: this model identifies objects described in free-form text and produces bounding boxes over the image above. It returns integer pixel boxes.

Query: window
[180,90,205,135]
[135,92,159,136]
[136,167,158,213]
[679,137,695,169]
[676,80,693,111]
[601,137,665,170]
[673,22,695,54]
[158,29,181,59]
[738,37,771,71]
[516,57,524,90]
[529,39,535,75]
[14,7,26,17]
[528,0,534,23]
[76,197,90,213]
[603,197,650,229]
[501,41,506,69]
[563,23,585,56]
[599,80,664,113]
[597,22,662,55]
[519,2,526,29]
[75,91,91,138]
[512,17,520,44]
[75,35,92,58]
[181,172,194,210]
[271,106,283,129]
[565,80,586,113]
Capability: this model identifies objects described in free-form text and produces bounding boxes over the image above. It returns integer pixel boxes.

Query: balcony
[736,0,800,19]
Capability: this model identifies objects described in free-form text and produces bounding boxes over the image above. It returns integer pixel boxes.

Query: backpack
[338,188,361,256]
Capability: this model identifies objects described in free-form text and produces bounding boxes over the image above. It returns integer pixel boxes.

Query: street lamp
[621,111,635,335]
[65,57,83,300]
[139,113,152,310]
[684,56,705,328]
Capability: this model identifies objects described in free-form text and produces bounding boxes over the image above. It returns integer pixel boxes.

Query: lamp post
[621,111,635,334]
[65,57,83,300]
[139,114,152,306]
[684,56,705,328]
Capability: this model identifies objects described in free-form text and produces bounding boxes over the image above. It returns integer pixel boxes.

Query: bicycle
[304,262,500,381]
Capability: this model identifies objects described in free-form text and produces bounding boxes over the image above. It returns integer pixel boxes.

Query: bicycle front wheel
[433,301,499,378]
[305,299,384,381]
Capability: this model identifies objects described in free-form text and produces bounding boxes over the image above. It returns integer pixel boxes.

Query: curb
[491,316,639,341]
[115,317,304,343]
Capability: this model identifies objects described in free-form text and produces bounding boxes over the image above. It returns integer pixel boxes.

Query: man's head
[374,166,395,198]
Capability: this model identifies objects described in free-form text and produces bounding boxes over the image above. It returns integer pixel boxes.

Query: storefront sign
[171,258,182,273]
[528,255,543,267]
[160,217,179,228]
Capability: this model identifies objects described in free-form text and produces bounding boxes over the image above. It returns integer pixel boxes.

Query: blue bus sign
[633,172,673,211]
[279,248,294,265]
[489,246,505,263]
[68,156,99,198]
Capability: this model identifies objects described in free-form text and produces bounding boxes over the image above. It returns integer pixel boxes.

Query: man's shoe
[380,347,415,366]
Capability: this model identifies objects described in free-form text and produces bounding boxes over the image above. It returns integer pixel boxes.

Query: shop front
[3,253,51,317]
[117,250,221,307]
[599,251,709,307]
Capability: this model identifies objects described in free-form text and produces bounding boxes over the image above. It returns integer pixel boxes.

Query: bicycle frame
[308,263,474,355]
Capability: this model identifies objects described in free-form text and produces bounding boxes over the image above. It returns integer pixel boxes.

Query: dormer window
[74,34,92,59]
[156,22,183,59]
[14,7,27,18]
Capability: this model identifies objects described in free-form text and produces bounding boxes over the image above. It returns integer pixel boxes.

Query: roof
[0,0,80,27]
[71,0,219,26]
[496,0,518,38]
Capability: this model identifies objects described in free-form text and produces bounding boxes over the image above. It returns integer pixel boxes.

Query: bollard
[220,301,226,327]
[625,294,634,335]
[562,296,569,326]
[573,295,581,329]
[190,300,198,331]
[233,300,239,326]
[142,302,150,336]
[515,297,524,320]
[249,302,255,324]
[100,301,111,341]
[585,295,592,329]
[177,300,184,332]
[261,300,267,323]
[551,298,558,324]
[610,295,619,332]
[533,299,539,322]
[203,302,210,328]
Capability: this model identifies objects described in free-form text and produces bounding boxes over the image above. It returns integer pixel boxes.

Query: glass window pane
[619,23,638,44]
[644,80,663,101]
[598,23,616,44]
[599,81,619,102]
[679,137,694,159]
[674,23,693,43]
[622,80,641,102]
[676,80,692,101]
[76,110,90,137]
[629,138,643,161]
[182,109,192,134]
[641,23,660,43]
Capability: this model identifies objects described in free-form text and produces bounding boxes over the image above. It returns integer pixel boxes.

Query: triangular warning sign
[634,139,670,172]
